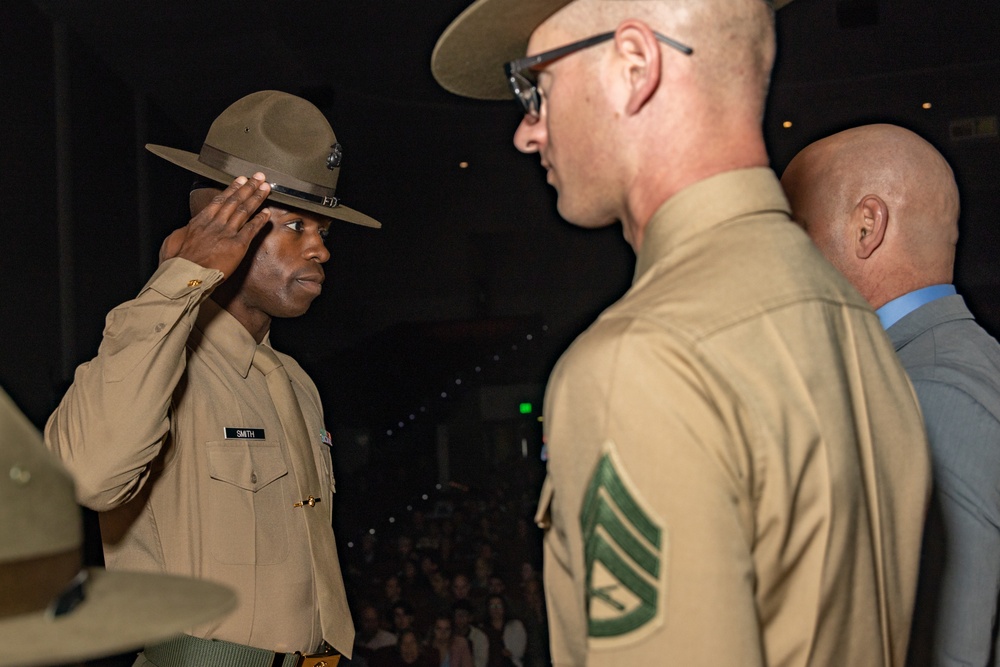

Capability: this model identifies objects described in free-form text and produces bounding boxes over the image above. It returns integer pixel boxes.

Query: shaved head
[521,0,777,243]
[553,0,775,117]
[781,124,959,308]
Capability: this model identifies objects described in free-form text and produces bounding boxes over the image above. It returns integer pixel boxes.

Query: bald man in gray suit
[782,123,1000,667]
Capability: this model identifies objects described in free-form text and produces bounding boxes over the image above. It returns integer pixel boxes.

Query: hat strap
[198,145,340,209]
[269,183,340,210]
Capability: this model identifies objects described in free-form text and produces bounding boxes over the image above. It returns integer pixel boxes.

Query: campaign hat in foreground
[0,388,236,667]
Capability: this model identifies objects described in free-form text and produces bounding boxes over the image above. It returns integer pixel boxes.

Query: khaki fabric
[44,258,353,655]
[536,169,930,666]
[252,345,353,654]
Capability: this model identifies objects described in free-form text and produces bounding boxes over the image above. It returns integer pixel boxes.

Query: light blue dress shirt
[876,284,957,330]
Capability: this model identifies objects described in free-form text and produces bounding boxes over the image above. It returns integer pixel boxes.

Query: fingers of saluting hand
[172,173,274,278]
[197,173,272,239]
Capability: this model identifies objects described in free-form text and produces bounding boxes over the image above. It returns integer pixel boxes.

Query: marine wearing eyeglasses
[432,0,932,665]
[505,30,692,118]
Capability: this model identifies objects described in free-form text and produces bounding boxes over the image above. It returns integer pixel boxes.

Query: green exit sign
[519,402,533,414]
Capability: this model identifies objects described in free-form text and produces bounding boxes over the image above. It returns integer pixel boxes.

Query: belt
[143,634,341,667]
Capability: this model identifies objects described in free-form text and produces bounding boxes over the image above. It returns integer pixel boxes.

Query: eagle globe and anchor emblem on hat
[326,142,343,170]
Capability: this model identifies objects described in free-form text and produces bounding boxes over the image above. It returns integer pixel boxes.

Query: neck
[622,122,768,253]
[858,259,949,311]
[212,284,272,343]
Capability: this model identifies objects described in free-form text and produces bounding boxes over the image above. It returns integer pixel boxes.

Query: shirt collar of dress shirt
[875,284,956,330]
[194,297,262,378]
[634,168,792,283]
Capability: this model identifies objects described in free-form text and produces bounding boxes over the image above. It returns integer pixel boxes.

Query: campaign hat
[147,90,381,229]
[431,0,795,100]
[0,388,236,667]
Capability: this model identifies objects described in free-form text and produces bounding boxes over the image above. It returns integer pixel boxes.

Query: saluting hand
[158,173,272,278]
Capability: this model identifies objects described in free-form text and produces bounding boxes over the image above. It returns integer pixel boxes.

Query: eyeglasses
[504,30,694,118]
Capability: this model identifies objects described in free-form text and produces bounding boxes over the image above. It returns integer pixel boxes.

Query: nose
[305,230,330,264]
[513,113,545,155]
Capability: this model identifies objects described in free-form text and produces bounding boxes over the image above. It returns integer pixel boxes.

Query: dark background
[2,0,998,607]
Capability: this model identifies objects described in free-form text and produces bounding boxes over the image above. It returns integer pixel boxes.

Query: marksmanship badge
[580,442,667,645]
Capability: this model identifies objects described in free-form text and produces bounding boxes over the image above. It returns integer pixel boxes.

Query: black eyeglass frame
[504,30,694,118]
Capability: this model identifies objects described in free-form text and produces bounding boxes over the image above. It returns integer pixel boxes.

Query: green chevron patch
[581,446,665,641]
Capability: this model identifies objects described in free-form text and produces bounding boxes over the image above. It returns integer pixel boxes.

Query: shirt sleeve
[541,317,762,667]
[910,378,1000,667]
[44,258,223,510]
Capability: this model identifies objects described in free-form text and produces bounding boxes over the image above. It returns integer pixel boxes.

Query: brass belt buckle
[295,642,340,667]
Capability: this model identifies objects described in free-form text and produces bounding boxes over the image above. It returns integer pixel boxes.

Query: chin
[555,198,582,226]
[557,201,614,229]
[554,191,590,225]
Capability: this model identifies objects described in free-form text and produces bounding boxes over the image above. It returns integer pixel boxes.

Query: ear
[614,21,662,116]
[856,194,887,259]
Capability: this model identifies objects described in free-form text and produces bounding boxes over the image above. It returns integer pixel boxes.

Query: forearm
[44,258,223,509]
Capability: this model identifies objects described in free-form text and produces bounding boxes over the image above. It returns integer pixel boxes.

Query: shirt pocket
[207,440,290,565]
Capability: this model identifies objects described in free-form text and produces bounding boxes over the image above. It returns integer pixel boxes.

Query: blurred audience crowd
[341,471,550,667]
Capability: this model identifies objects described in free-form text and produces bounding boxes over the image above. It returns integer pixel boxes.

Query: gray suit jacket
[897,295,1000,667]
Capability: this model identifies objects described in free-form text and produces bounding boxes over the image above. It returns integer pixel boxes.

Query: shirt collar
[635,168,791,283]
[193,298,260,378]
[875,284,956,330]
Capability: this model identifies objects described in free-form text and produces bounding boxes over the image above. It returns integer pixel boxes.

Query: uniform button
[154,323,165,333]
[250,472,258,484]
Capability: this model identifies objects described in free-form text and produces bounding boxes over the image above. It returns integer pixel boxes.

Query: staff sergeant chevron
[580,442,667,645]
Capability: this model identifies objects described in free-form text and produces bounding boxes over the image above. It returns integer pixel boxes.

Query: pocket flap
[207,442,287,492]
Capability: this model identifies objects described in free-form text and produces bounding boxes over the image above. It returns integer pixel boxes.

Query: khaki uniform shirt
[44,258,352,654]
[535,169,930,666]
